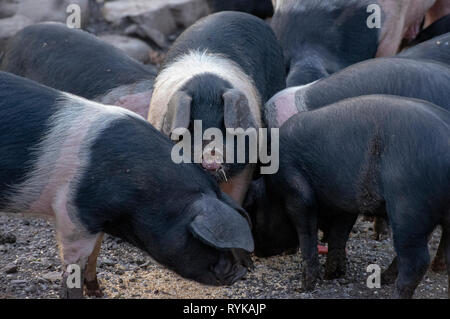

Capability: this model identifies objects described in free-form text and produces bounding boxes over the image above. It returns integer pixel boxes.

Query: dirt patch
[0,213,447,299]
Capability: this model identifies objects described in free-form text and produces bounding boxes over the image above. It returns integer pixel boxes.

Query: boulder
[102,0,209,48]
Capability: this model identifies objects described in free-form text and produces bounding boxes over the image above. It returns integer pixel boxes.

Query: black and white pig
[271,0,437,86]
[206,0,274,19]
[1,23,156,118]
[249,95,450,298]
[148,11,286,204]
[0,71,254,298]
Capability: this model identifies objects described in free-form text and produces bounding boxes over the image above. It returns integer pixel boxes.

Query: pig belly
[377,0,436,56]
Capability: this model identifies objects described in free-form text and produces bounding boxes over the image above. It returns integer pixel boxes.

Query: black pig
[250,95,450,298]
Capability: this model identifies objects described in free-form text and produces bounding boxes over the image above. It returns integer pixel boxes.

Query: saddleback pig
[149,11,285,204]
[248,95,450,298]
[0,71,254,299]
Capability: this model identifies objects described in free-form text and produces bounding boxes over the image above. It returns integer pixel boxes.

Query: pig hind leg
[282,173,320,291]
[324,213,358,280]
[388,200,434,299]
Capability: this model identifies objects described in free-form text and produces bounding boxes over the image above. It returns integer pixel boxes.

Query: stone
[168,0,210,28]
[102,0,209,48]
[42,271,61,282]
[4,263,18,274]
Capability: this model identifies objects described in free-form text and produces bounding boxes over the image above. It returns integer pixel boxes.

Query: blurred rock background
[0,0,212,65]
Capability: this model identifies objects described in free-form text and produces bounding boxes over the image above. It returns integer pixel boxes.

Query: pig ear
[223,89,257,130]
[219,192,252,229]
[189,197,254,252]
[162,90,192,135]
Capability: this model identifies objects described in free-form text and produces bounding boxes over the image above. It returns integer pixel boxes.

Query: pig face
[163,74,258,183]
[244,178,298,257]
[141,195,255,285]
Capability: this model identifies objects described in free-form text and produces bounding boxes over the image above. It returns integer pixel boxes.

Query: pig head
[137,195,254,286]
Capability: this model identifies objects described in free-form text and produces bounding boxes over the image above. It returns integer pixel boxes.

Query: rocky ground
[0,213,447,299]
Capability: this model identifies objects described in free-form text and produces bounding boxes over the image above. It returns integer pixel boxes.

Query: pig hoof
[301,264,320,291]
[392,283,414,299]
[324,265,346,280]
[324,250,346,279]
[84,278,104,298]
[430,258,446,273]
[381,271,397,285]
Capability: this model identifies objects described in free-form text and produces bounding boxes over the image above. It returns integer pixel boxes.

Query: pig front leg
[58,231,102,299]
[54,197,103,298]
[324,214,358,280]
[220,165,255,204]
[83,233,104,297]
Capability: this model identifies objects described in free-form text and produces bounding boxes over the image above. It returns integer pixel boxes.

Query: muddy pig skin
[0,23,156,118]
[149,11,285,204]
[0,72,254,299]
[251,95,450,298]
[271,0,436,86]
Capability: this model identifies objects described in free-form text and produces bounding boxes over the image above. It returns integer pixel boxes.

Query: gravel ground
[0,212,447,299]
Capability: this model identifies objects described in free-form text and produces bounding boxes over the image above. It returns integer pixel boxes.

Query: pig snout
[196,251,250,286]
[212,252,249,285]
[202,147,223,171]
